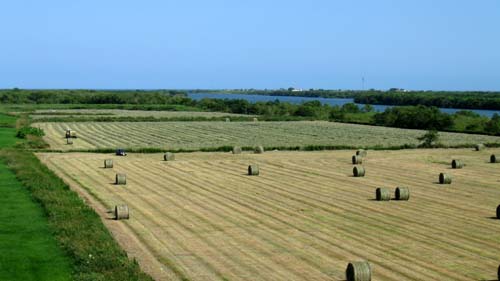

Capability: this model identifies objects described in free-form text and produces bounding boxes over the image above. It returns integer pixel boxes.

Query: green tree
[362,104,374,112]
[485,113,500,135]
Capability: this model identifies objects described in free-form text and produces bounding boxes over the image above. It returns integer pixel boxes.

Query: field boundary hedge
[32,142,500,154]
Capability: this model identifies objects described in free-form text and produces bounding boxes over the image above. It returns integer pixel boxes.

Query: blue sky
[0,0,499,90]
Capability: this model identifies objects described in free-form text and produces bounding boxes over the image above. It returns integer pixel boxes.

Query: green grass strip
[0,160,72,281]
[0,149,153,281]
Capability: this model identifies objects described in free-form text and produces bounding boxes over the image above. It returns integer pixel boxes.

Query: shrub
[417,130,439,148]
[16,126,45,139]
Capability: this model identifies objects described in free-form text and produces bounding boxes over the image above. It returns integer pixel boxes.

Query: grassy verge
[0,114,72,281]
[0,149,153,281]
[0,161,72,281]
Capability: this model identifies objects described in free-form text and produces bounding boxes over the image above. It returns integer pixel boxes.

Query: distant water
[188,93,500,118]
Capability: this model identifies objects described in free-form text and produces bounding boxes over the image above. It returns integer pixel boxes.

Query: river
[188,93,500,118]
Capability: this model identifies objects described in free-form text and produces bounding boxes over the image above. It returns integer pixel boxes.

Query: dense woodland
[2,89,500,136]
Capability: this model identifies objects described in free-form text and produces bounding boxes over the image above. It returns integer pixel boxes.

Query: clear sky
[0,0,499,90]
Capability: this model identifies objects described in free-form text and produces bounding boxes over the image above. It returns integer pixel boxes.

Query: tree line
[354,91,500,110]
[2,89,500,136]
[0,89,186,104]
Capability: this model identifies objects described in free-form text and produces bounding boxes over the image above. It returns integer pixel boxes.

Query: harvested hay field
[38,148,500,281]
[29,109,253,119]
[35,121,500,151]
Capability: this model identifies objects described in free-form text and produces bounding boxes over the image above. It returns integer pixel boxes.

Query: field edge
[0,149,153,281]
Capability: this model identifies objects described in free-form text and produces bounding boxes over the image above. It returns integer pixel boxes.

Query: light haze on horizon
[0,0,499,91]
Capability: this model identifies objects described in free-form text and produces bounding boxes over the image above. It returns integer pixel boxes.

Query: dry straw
[353,166,365,177]
[439,173,452,184]
[254,146,264,154]
[248,164,259,176]
[346,261,371,281]
[356,149,367,157]
[491,154,498,163]
[232,146,242,154]
[376,188,390,201]
[164,152,175,161]
[395,187,410,201]
[451,160,463,169]
[65,129,77,138]
[475,144,485,151]
[352,155,363,165]
[114,205,129,220]
[104,159,113,168]
[115,173,127,185]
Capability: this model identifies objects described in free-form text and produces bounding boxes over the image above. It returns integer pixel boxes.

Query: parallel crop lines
[35,121,500,151]
[38,149,500,281]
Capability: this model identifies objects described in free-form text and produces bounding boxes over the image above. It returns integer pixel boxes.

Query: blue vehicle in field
[116,149,127,156]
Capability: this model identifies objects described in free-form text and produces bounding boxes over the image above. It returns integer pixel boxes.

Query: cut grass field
[36,121,500,151]
[39,148,500,281]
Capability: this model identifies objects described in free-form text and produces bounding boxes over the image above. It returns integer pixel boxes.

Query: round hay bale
[225,118,230,122]
[114,205,129,220]
[248,164,259,176]
[104,159,113,168]
[232,146,242,154]
[164,152,175,161]
[356,149,367,157]
[353,166,365,177]
[70,131,77,138]
[346,261,371,281]
[451,159,463,169]
[352,155,363,165]
[254,146,264,154]
[66,138,73,145]
[439,173,452,184]
[475,143,485,151]
[253,117,258,122]
[496,205,500,219]
[376,188,390,201]
[115,173,127,185]
[491,154,498,163]
[395,187,410,201]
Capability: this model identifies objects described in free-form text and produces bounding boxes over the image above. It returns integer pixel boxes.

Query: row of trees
[0,89,186,104]
[354,91,500,110]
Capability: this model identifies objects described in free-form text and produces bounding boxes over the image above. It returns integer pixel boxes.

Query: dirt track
[38,149,500,280]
